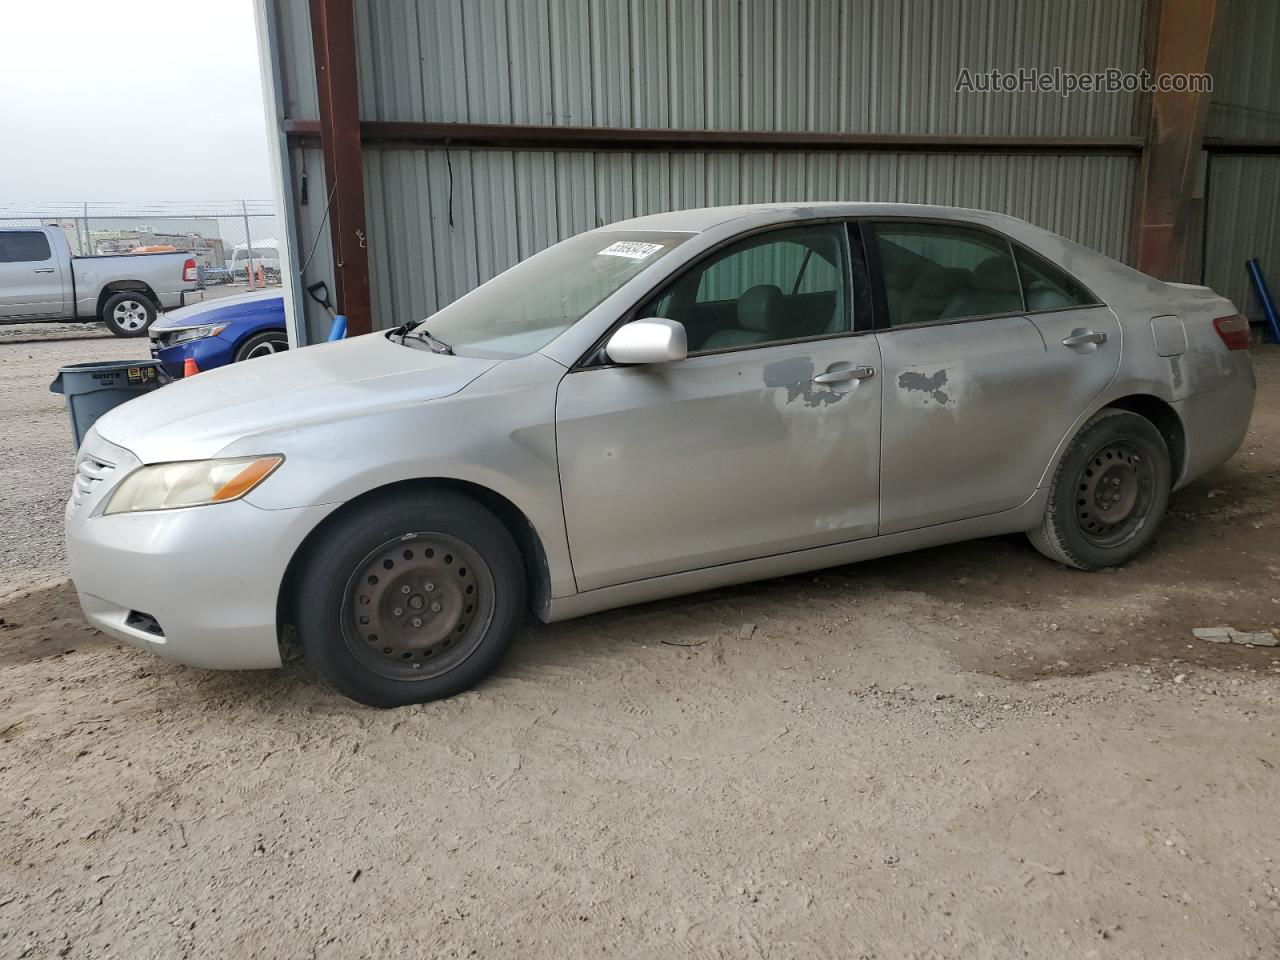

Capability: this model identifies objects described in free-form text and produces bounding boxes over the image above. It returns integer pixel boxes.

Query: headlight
[104,456,283,515]
[165,324,226,345]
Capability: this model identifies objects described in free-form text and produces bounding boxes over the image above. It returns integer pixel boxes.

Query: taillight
[182,258,197,283]
[1212,314,1250,350]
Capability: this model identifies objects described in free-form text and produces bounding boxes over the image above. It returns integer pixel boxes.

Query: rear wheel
[101,291,157,337]
[233,330,289,362]
[1028,408,1172,570]
[294,490,526,707]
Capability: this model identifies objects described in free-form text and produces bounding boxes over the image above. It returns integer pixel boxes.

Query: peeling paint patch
[898,369,951,405]
[763,356,846,408]
[763,357,814,399]
[1170,355,1184,393]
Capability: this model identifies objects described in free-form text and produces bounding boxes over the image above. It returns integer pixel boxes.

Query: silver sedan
[64,203,1256,706]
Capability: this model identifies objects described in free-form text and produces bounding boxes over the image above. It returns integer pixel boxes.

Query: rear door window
[0,232,52,263]
[869,222,1023,327]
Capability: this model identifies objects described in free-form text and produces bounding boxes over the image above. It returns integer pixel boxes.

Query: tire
[1028,408,1172,570]
[233,330,290,363]
[101,291,157,337]
[293,489,526,707]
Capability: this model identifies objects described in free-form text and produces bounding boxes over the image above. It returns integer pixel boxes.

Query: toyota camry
[64,203,1256,706]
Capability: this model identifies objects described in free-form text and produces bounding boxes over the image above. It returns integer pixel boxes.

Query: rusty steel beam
[307,0,371,336]
[283,119,1143,156]
[1132,0,1219,281]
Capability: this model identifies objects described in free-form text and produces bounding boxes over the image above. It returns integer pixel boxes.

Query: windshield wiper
[390,321,454,355]
[403,328,454,355]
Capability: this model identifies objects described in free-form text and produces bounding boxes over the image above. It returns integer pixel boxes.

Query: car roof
[599,202,1017,234]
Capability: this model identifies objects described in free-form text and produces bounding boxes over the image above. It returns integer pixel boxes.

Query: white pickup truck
[0,226,198,337]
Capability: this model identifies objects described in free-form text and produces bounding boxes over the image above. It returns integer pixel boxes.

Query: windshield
[406,230,690,356]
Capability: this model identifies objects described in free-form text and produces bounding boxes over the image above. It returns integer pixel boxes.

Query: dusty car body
[64,203,1255,706]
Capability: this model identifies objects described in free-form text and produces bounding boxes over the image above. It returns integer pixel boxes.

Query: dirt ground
[1,324,1278,959]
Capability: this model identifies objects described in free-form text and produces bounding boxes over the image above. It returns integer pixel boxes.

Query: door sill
[543,489,1047,623]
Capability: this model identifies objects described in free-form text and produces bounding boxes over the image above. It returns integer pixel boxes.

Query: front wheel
[233,330,289,362]
[293,490,526,707]
[1028,408,1172,570]
[101,291,157,337]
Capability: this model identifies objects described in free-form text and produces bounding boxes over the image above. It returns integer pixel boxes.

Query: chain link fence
[0,202,281,300]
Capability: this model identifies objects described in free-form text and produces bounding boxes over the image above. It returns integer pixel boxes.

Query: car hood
[94,332,499,463]
[151,290,283,330]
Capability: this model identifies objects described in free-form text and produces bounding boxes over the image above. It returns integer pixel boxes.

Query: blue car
[149,290,288,378]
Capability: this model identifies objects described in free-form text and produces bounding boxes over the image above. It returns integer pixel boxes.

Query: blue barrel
[49,360,168,448]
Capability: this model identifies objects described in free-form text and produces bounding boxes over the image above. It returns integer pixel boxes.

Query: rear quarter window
[1014,246,1101,312]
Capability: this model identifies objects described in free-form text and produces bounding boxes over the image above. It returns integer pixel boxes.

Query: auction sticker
[598,241,664,260]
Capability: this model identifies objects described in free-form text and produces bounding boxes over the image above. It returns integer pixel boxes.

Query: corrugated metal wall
[361,149,1137,331]
[1207,0,1280,140]
[347,0,1143,135]
[1201,0,1280,323]
[272,0,1150,340]
[1203,156,1280,320]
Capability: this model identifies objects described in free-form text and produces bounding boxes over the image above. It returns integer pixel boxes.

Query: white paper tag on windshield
[598,241,663,261]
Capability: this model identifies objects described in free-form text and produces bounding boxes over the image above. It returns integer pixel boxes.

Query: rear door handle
[1061,329,1107,347]
[33,267,55,274]
[813,365,875,385]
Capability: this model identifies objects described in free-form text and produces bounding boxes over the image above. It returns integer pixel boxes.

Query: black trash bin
[49,360,169,448]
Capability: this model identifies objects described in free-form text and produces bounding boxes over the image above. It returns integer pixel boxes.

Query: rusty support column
[1133,0,1218,280]
[308,0,371,335]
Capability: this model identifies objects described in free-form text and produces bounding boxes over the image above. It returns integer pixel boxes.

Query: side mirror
[605,318,688,365]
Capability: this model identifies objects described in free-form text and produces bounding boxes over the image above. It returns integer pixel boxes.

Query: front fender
[232,353,576,598]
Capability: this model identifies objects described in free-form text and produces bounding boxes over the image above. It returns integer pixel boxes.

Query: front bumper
[150,333,237,378]
[65,433,338,670]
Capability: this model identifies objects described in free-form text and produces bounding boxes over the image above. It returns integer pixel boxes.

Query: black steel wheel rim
[1074,439,1155,549]
[340,532,495,682]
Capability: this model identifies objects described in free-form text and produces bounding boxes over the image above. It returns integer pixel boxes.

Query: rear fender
[1034,379,1180,491]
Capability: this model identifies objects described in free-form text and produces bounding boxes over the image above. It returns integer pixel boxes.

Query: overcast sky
[0,0,272,204]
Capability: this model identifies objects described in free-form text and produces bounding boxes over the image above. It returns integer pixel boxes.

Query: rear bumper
[156,287,194,310]
[67,496,338,670]
[1172,361,1257,488]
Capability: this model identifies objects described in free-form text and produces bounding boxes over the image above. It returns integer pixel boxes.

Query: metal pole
[1132,0,1219,280]
[309,0,372,335]
[242,199,255,289]
[1247,259,1280,345]
[81,202,90,255]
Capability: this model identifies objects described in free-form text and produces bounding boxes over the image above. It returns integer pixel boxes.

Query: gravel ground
[1,327,1278,959]
[0,324,140,595]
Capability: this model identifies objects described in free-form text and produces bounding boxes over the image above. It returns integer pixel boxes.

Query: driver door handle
[1061,330,1107,347]
[813,365,875,385]
[33,267,55,274]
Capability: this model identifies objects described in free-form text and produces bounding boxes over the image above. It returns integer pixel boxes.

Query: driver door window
[642,224,849,353]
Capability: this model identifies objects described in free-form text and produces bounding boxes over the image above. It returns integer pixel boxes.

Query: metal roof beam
[282,120,1144,156]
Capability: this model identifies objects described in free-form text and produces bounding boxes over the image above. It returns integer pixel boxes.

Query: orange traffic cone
[183,356,200,378]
